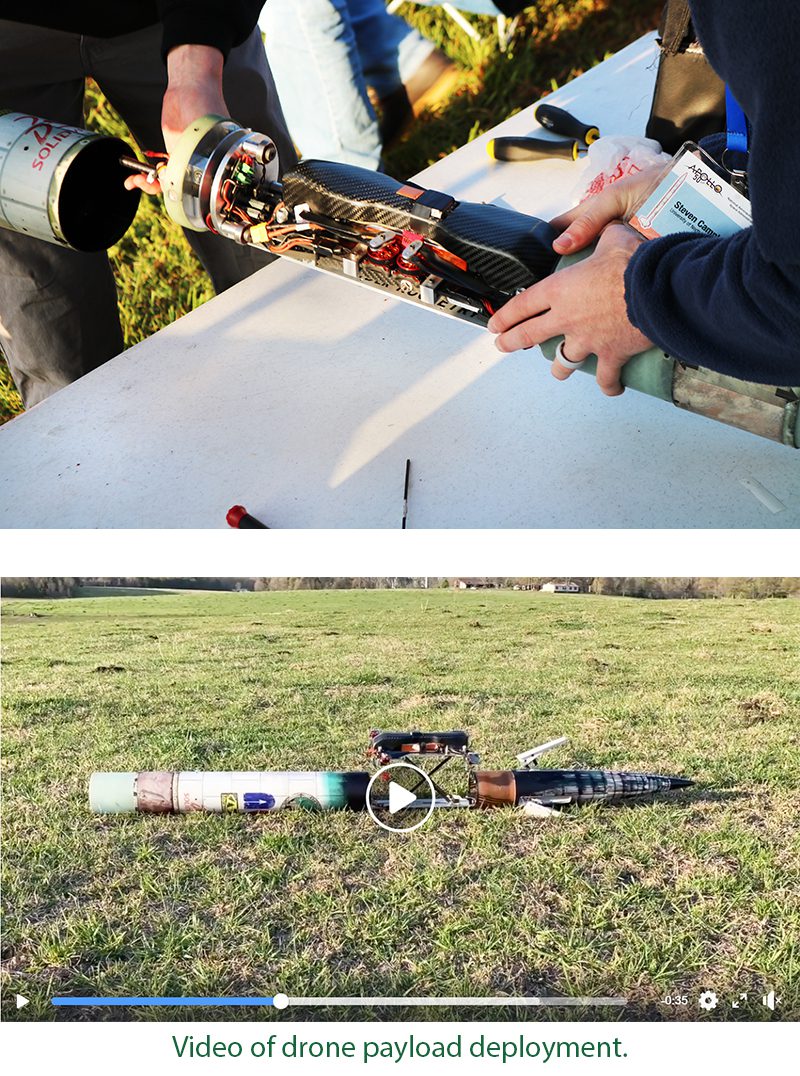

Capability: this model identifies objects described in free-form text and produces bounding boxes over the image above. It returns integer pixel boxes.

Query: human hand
[549,163,665,257]
[124,44,228,196]
[487,222,652,396]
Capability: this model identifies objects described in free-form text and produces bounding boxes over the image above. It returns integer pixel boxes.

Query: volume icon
[761,990,778,1011]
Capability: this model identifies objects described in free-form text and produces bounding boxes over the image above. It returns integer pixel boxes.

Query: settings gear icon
[698,990,718,1011]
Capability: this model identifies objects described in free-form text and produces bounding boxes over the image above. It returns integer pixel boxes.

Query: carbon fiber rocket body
[472,769,693,807]
[281,159,560,298]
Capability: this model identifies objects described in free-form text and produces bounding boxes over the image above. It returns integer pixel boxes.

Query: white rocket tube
[0,110,139,250]
[89,771,370,814]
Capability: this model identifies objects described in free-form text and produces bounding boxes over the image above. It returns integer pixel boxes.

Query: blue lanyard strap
[726,85,748,154]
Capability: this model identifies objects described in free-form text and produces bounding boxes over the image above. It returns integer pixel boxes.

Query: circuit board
[255,233,494,327]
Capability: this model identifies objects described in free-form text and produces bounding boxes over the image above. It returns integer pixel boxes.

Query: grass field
[2,589,798,1021]
[0,0,661,422]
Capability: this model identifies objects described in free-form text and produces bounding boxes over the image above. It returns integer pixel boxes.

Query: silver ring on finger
[554,339,587,371]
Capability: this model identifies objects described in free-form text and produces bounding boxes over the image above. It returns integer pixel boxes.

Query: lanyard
[725,85,748,154]
[724,85,748,194]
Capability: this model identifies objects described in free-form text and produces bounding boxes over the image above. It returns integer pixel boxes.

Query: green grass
[0,0,661,422]
[2,589,799,1021]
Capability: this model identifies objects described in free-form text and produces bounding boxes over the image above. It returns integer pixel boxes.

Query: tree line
[3,577,799,600]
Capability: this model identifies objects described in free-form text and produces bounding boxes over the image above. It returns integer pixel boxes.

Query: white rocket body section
[0,111,88,242]
[174,771,341,812]
[89,770,368,814]
[0,110,139,250]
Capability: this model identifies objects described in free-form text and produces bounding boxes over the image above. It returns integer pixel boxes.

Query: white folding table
[1,32,797,528]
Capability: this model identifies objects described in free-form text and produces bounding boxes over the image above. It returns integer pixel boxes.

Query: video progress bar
[293,997,627,1008]
[52,996,626,1008]
[52,997,275,1007]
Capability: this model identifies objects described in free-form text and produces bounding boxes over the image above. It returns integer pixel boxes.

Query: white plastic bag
[573,135,671,202]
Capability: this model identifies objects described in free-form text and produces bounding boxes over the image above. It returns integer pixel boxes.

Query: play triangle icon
[388,780,417,814]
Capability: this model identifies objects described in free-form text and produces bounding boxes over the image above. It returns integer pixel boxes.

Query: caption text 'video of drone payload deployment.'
[2,578,798,1022]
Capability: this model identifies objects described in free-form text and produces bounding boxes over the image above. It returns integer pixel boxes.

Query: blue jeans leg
[260,0,382,168]
[348,0,436,99]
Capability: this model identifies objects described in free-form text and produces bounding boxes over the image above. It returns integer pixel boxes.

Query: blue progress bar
[52,997,275,1007]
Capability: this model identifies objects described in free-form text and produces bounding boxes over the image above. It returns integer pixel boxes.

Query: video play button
[16,994,29,1009]
[366,762,436,832]
[388,780,417,814]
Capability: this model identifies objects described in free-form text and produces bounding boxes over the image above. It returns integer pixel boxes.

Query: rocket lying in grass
[89,730,693,817]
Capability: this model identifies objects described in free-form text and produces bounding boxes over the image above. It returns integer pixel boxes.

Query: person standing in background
[261,0,459,169]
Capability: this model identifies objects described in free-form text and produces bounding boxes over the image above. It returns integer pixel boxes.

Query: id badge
[627,142,751,241]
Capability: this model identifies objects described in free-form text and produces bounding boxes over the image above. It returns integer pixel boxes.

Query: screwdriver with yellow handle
[487,136,580,162]
[487,102,600,163]
[534,103,599,144]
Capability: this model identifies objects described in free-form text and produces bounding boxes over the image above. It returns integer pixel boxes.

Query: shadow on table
[103,256,548,526]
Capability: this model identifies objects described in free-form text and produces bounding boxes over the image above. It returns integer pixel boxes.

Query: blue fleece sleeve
[624,228,800,385]
[622,0,800,387]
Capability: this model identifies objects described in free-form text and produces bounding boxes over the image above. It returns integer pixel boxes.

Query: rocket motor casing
[89,770,370,814]
[471,768,693,807]
[0,110,139,251]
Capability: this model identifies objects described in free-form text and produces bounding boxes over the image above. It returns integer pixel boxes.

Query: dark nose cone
[668,777,694,790]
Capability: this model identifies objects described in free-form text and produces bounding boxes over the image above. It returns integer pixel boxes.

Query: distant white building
[540,581,581,594]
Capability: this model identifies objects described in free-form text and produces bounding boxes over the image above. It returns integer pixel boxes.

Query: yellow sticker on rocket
[221,793,239,812]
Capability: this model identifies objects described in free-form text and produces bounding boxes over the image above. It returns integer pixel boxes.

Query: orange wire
[270,238,315,253]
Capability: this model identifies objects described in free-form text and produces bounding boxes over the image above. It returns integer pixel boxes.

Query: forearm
[166,43,223,88]
[625,230,800,386]
[125,42,228,190]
